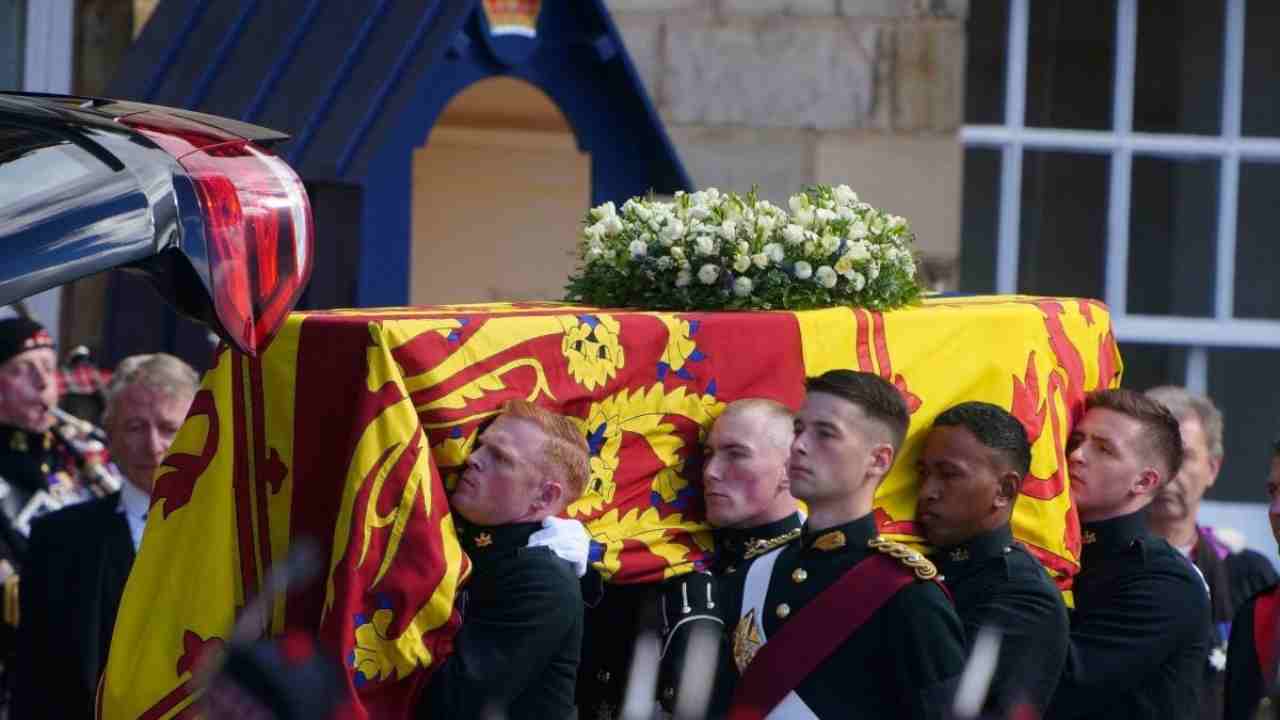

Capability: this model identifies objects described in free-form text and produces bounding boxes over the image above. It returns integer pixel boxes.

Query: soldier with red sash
[1223,437,1280,720]
[720,370,966,719]
[916,401,1069,715]
[1045,389,1210,720]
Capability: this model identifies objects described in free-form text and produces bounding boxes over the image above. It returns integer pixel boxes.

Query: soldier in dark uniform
[1222,436,1280,720]
[655,399,803,716]
[719,370,965,719]
[1046,389,1210,720]
[417,400,588,720]
[915,401,1069,715]
[1145,387,1278,720]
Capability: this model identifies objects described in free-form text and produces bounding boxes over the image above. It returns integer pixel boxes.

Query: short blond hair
[715,398,794,451]
[500,400,589,506]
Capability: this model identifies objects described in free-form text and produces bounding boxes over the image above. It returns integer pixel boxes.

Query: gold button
[791,568,807,583]
[40,463,50,474]
[597,670,611,683]
[775,603,791,619]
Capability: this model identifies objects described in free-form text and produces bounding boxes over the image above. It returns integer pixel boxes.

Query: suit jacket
[12,492,134,720]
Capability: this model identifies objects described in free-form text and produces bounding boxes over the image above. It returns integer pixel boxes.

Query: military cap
[0,317,54,367]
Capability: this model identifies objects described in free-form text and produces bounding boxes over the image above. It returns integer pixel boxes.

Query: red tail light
[121,113,313,356]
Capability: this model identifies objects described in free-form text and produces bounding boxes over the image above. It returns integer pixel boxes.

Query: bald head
[702,399,798,529]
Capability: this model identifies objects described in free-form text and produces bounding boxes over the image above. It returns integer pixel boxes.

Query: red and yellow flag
[101,295,1119,718]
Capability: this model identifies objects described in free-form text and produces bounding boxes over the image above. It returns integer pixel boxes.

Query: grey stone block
[721,0,838,16]
[664,19,884,130]
[667,126,817,204]
[889,21,965,131]
[603,0,707,12]
[613,14,664,102]
[840,0,967,18]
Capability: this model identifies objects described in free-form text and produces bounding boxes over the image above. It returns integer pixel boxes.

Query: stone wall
[607,0,967,288]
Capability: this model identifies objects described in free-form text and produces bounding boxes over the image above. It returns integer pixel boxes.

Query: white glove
[529,516,591,578]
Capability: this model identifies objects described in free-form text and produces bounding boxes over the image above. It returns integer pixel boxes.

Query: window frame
[960,0,1280,393]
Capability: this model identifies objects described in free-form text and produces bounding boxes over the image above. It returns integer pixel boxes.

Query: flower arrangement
[564,185,921,311]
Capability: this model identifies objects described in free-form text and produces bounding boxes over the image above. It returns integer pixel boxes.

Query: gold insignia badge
[812,530,846,551]
[868,536,938,580]
[949,547,970,562]
[742,528,802,560]
[732,609,763,673]
[1083,530,1098,545]
[8,433,26,453]
[474,532,493,548]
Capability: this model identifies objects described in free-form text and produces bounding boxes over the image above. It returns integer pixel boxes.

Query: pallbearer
[721,370,965,720]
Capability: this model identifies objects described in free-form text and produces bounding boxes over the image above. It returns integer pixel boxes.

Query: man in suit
[1144,386,1277,719]
[12,353,198,719]
[1046,389,1210,720]
[417,400,588,720]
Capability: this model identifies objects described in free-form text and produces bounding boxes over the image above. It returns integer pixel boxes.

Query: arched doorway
[410,77,590,305]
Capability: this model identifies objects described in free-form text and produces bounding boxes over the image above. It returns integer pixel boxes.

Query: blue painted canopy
[108,0,691,306]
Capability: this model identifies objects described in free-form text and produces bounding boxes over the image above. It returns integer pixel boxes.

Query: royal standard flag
[101,295,1119,718]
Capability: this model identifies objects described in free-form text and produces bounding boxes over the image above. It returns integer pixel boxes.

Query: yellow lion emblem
[561,315,625,391]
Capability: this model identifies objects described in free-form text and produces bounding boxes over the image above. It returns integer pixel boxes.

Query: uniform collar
[716,511,803,565]
[0,423,51,455]
[1081,509,1149,560]
[454,517,542,559]
[802,512,877,554]
[934,524,1013,572]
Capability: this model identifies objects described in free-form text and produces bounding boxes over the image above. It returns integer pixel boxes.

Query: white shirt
[117,479,150,551]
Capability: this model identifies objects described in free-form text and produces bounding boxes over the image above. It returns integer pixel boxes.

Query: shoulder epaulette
[868,537,938,581]
[742,528,802,560]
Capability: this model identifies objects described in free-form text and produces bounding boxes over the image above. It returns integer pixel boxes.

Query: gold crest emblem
[742,528,802,560]
[732,609,764,673]
[474,532,493,548]
[949,547,970,562]
[1082,530,1098,545]
[8,432,26,453]
[812,530,846,552]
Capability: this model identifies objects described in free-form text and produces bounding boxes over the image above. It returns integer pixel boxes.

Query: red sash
[727,553,917,720]
[1255,587,1280,685]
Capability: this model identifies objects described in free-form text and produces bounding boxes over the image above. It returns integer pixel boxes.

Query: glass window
[965,0,1009,125]
[1017,151,1108,298]
[1133,0,1224,136]
[1025,0,1116,131]
[1234,162,1280,320]
[0,0,25,90]
[1208,348,1280,503]
[1242,1,1280,137]
[958,148,1001,292]
[1126,156,1218,317]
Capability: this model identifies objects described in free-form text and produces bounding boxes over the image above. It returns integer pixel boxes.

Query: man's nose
[791,433,808,456]
[1269,494,1280,517]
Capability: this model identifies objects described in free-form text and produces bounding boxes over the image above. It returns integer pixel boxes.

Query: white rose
[689,205,712,221]
[820,234,840,255]
[592,201,617,221]
[867,260,881,280]
[757,214,778,233]
[834,255,854,275]
[670,246,686,261]
[793,261,813,280]
[661,219,685,245]
[733,276,754,298]
[847,240,871,262]
[782,224,805,245]
[816,208,837,225]
[751,253,770,269]
[795,208,815,227]
[603,215,624,235]
[657,255,674,270]
[733,254,752,273]
[629,240,648,258]
[788,194,807,214]
[635,205,653,222]
[849,221,868,240]
[719,220,737,240]
[833,184,858,206]
[837,206,856,222]
[847,270,866,291]
[888,214,907,232]
[736,241,750,256]
[764,243,785,263]
[584,223,606,241]
[587,247,604,261]
[676,269,692,287]
[815,265,838,288]
[694,235,716,256]
[698,264,720,285]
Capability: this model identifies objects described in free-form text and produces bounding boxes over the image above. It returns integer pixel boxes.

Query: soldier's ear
[1134,467,1161,496]
[867,443,895,481]
[537,480,564,512]
[994,470,1021,508]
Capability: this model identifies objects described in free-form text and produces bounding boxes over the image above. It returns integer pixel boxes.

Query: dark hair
[933,401,1032,476]
[805,370,910,449]
[1086,389,1184,479]
[1273,434,1280,457]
